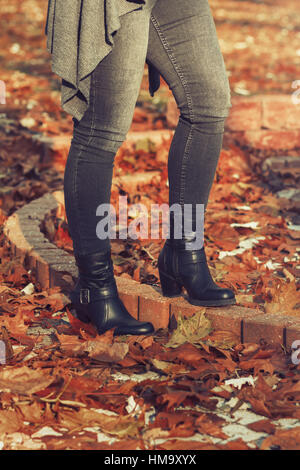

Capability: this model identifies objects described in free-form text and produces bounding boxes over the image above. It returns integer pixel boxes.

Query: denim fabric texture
[63,0,232,255]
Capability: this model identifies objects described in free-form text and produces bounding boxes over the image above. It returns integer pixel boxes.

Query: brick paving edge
[3,190,300,349]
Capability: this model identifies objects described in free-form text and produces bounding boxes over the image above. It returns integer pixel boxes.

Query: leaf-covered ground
[0,284,300,450]
[0,0,299,450]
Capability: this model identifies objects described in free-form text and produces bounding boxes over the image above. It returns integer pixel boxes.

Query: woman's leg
[64,1,158,257]
[147,0,232,235]
[148,0,235,305]
[64,2,157,335]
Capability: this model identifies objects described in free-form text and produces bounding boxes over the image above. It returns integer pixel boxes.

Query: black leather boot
[157,213,236,307]
[69,248,155,336]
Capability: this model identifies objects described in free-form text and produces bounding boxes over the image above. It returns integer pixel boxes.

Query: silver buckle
[79,288,90,304]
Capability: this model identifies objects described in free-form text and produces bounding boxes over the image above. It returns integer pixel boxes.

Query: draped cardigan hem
[45,0,161,121]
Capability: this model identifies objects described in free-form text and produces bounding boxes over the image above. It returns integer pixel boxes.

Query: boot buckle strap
[80,288,90,304]
[78,283,118,304]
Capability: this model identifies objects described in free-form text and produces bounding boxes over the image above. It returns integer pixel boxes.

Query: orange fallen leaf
[0,365,56,395]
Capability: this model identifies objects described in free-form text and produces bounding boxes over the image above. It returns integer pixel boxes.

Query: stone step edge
[3,191,300,349]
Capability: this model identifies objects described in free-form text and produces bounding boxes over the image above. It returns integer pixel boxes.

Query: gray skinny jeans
[64,0,232,256]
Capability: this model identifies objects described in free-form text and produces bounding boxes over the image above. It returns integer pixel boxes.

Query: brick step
[3,190,300,349]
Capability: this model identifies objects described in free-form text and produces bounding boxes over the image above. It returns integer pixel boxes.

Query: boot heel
[159,269,182,297]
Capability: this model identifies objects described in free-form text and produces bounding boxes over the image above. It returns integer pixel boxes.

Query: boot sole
[159,284,237,307]
[160,289,237,306]
[186,295,237,307]
[69,304,155,336]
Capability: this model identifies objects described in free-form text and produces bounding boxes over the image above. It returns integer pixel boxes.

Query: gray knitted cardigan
[45,0,161,121]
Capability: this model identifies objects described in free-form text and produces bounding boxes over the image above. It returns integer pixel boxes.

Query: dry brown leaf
[203,329,240,349]
[58,408,141,438]
[57,333,128,362]
[195,414,229,440]
[165,310,212,348]
[0,366,56,395]
[264,278,300,317]
[79,339,129,362]
[261,427,300,450]
[0,410,25,435]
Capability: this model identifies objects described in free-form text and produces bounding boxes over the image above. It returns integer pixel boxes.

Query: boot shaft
[166,210,204,251]
[74,248,115,289]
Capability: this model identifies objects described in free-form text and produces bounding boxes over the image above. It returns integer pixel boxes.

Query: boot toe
[137,321,155,335]
[143,322,155,335]
[202,285,235,300]
[187,286,236,306]
[220,288,236,300]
